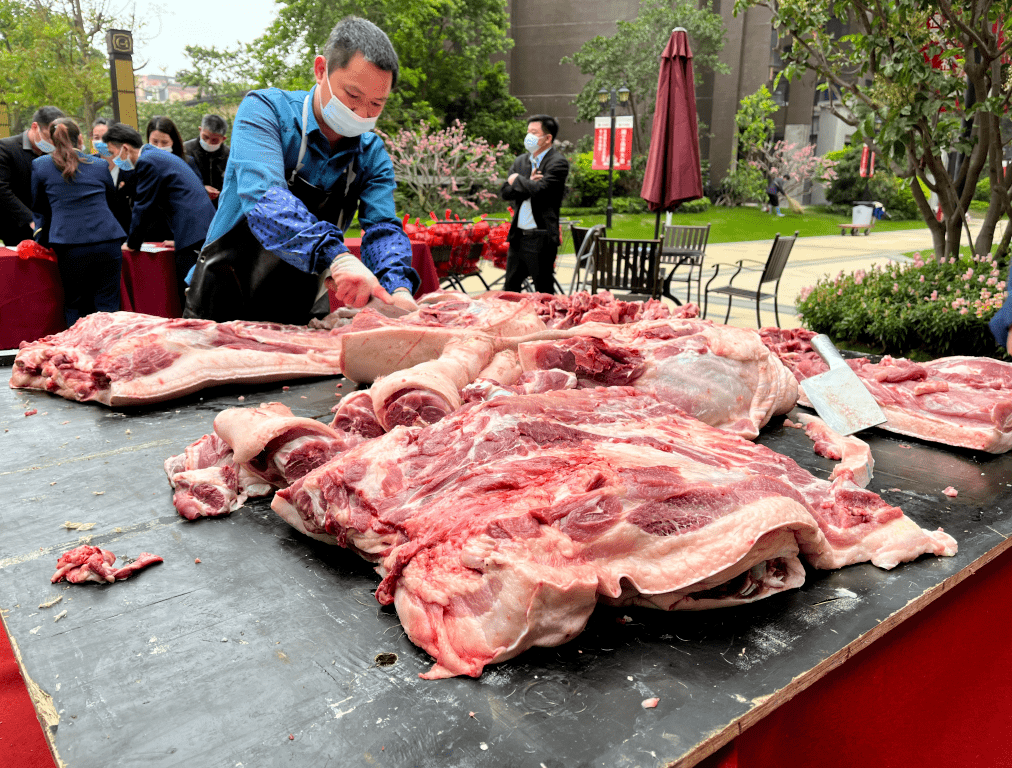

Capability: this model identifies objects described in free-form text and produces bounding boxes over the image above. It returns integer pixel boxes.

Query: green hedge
[796,251,1008,358]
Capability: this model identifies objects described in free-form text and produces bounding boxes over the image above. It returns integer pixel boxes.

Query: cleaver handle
[811,334,847,370]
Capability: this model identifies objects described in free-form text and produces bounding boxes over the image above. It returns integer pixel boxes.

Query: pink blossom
[930,290,938,300]
[919,275,925,283]
[959,308,968,315]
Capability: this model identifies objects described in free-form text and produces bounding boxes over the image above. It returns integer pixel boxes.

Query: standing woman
[31,118,126,325]
[146,116,202,182]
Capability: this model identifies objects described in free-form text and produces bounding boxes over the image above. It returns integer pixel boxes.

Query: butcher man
[183,16,420,325]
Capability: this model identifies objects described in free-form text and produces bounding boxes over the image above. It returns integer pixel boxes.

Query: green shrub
[678,197,711,213]
[566,152,610,206]
[717,163,766,206]
[593,196,648,214]
[825,145,923,220]
[796,251,1008,358]
[974,177,991,203]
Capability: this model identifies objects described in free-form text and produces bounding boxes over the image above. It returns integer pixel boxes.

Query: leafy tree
[176,44,256,107]
[735,0,1012,261]
[249,0,526,150]
[562,0,729,156]
[0,0,142,129]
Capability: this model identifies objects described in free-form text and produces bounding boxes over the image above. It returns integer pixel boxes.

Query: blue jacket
[31,152,126,246]
[203,87,417,293]
[128,144,215,251]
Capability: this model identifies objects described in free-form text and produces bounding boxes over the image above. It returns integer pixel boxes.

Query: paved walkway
[464,221,1003,331]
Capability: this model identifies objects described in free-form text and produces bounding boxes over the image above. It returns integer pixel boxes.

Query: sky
[132,0,281,76]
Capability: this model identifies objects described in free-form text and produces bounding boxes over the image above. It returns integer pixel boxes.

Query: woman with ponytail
[31,117,127,325]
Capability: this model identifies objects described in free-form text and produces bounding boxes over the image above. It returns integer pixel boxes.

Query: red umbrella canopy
[640,28,704,212]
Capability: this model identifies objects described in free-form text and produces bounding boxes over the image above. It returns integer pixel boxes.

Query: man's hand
[507,172,519,185]
[389,288,419,313]
[329,253,393,308]
[530,169,543,182]
[204,185,220,200]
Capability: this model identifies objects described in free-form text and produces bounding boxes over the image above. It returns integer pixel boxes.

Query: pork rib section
[762,328,1012,453]
[11,311,345,406]
[272,387,955,679]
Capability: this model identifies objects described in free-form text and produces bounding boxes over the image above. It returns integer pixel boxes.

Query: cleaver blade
[800,334,887,436]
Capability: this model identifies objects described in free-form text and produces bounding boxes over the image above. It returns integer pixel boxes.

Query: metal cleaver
[801,334,887,435]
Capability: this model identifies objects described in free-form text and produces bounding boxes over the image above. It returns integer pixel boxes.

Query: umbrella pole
[654,210,661,239]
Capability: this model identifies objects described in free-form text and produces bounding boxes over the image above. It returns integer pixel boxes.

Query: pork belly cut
[11,311,346,406]
[272,387,955,678]
[761,329,1012,453]
[797,413,875,488]
[51,545,163,584]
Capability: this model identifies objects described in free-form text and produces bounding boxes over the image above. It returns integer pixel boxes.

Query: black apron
[183,93,359,325]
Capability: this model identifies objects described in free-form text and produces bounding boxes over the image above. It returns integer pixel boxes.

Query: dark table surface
[2,371,1010,768]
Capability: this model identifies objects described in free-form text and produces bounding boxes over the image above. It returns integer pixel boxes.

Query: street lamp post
[597,85,630,229]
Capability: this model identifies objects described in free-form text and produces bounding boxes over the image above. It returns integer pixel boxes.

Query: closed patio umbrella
[640,27,703,237]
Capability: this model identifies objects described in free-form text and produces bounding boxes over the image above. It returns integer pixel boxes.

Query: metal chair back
[568,223,606,294]
[759,232,796,286]
[660,224,710,265]
[590,236,663,300]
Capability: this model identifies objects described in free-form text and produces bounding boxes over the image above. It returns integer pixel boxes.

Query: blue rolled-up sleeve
[356,138,419,293]
[247,186,347,274]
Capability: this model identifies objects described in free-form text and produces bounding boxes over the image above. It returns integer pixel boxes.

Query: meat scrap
[797,413,875,488]
[760,329,1012,453]
[272,387,955,679]
[11,311,345,406]
[51,545,162,584]
[942,486,958,498]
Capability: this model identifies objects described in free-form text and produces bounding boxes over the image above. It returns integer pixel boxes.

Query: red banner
[859,145,875,177]
[592,116,633,171]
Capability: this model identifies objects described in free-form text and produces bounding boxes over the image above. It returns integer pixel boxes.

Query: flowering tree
[750,141,838,199]
[378,120,508,215]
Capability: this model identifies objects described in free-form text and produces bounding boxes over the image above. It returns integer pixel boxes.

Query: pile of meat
[162,293,959,679]
[762,328,1012,453]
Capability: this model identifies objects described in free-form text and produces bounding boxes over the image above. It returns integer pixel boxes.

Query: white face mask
[199,138,222,153]
[153,144,173,151]
[524,132,542,154]
[35,126,55,153]
[319,66,377,137]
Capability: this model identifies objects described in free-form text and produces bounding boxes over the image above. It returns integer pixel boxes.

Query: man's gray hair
[201,114,228,135]
[322,17,398,88]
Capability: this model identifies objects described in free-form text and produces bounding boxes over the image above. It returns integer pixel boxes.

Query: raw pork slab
[518,318,798,438]
[797,413,875,488]
[762,328,1012,453]
[273,387,955,679]
[11,312,346,406]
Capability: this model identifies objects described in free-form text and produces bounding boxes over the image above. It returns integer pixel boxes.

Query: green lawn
[554,205,928,242]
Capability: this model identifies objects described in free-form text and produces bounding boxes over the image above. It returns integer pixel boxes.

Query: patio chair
[568,223,606,294]
[589,235,663,301]
[659,223,710,305]
[703,231,798,327]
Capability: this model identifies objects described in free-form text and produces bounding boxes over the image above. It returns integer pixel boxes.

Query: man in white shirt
[499,114,570,294]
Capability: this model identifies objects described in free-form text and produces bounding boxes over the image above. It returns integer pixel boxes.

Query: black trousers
[174,241,203,312]
[54,239,123,325]
[503,229,558,294]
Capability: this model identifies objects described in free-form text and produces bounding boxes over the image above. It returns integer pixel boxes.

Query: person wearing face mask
[30,118,126,324]
[0,105,65,246]
[183,16,420,325]
[500,115,570,294]
[91,117,134,232]
[103,122,216,313]
[183,114,231,208]
[146,116,202,182]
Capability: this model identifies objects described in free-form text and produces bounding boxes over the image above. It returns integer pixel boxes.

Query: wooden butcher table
[1,370,1010,768]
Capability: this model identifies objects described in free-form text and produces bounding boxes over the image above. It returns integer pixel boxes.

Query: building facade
[505,0,849,200]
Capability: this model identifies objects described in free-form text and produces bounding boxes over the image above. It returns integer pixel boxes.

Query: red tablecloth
[0,248,66,349]
[329,238,440,310]
[119,244,181,318]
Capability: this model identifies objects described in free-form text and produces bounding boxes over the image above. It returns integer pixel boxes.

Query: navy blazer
[31,152,127,246]
[128,144,215,251]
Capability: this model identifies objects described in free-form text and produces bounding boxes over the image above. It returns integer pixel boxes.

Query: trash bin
[852,202,874,226]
